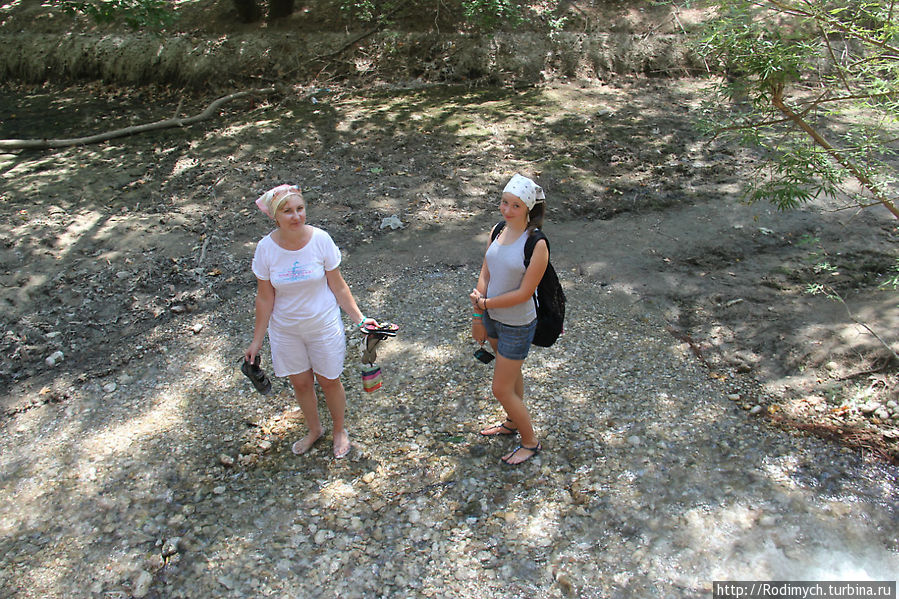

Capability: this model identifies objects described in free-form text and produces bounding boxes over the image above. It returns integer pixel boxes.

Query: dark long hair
[527,201,545,234]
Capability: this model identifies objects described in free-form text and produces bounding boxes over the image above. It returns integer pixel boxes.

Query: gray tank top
[485,230,538,326]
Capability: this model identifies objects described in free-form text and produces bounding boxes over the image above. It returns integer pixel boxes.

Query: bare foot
[291,429,323,455]
[333,429,351,459]
[283,407,304,421]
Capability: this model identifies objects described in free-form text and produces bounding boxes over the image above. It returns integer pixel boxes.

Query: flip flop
[501,442,542,465]
[362,322,399,337]
[240,355,272,395]
[479,421,518,436]
[361,335,383,364]
[333,431,351,459]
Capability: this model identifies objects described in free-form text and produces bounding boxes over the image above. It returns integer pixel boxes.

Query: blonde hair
[269,186,303,216]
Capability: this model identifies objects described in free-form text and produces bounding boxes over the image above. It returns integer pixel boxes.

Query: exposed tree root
[772,413,899,465]
[0,87,279,151]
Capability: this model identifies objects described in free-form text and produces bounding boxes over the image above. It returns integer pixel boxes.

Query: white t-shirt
[252,227,342,334]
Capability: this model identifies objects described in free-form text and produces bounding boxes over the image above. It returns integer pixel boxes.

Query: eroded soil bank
[0,0,707,87]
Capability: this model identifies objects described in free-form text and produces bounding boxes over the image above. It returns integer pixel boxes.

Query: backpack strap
[524,229,549,267]
[490,221,505,242]
[490,221,549,267]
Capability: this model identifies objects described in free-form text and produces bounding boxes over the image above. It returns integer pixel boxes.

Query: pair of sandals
[361,322,398,365]
[238,322,400,393]
[480,420,542,465]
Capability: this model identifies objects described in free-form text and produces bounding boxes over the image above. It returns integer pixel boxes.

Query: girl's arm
[325,267,368,326]
[470,223,498,307]
[245,278,275,362]
[475,239,548,311]
[471,229,495,342]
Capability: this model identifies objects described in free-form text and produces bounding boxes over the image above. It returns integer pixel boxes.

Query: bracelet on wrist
[472,312,483,318]
[356,316,367,328]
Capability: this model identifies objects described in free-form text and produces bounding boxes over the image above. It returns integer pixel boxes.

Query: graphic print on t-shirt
[275,261,319,284]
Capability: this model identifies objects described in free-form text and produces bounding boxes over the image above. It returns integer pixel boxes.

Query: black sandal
[362,322,399,337]
[480,420,518,437]
[501,442,542,465]
[241,355,272,395]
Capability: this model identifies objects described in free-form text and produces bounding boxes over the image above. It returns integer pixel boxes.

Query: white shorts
[268,318,346,380]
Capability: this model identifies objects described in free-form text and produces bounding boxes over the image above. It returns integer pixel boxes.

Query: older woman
[244,184,374,459]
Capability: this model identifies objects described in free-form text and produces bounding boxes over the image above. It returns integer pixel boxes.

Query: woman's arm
[473,257,490,301]
[325,267,367,326]
[245,278,275,362]
[475,238,548,311]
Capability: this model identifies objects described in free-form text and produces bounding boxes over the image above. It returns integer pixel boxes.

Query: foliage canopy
[55,0,173,29]
[696,0,899,219]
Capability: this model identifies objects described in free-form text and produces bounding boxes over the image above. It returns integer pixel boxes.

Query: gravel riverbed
[2,239,897,598]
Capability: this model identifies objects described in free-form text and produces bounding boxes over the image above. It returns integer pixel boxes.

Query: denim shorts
[482,313,537,361]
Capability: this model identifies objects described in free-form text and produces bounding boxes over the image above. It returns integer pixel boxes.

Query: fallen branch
[0,87,278,151]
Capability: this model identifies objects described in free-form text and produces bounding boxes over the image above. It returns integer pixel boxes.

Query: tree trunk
[268,0,295,20]
[233,0,262,23]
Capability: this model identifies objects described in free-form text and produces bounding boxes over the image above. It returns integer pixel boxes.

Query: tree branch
[765,0,899,55]
[769,84,899,219]
[825,285,899,362]
[0,87,278,151]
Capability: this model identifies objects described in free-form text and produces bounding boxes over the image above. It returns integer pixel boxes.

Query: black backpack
[490,222,566,347]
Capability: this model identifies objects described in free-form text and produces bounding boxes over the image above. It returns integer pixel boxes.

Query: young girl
[470,174,549,465]
[245,184,375,459]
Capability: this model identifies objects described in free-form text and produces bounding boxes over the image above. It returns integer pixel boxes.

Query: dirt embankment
[0,0,708,87]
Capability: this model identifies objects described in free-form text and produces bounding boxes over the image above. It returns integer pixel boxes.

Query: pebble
[45,350,64,366]
[162,537,181,557]
[860,401,880,415]
[132,571,152,598]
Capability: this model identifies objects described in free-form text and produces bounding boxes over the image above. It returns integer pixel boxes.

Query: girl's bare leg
[491,355,539,464]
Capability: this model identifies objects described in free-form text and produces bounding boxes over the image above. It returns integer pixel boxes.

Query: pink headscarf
[255,184,300,218]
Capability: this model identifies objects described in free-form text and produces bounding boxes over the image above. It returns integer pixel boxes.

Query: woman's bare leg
[316,373,350,458]
[289,370,324,454]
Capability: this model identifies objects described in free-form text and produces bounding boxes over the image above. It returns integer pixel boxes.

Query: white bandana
[502,174,545,210]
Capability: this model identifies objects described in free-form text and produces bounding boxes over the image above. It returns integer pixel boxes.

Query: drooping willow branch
[770,83,899,219]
